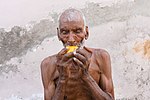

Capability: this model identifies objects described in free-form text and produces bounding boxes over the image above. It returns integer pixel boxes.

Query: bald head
[57,9,89,47]
[58,9,85,28]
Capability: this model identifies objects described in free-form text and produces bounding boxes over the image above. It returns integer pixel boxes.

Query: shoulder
[41,54,57,73]
[98,49,110,60]
[86,47,110,59]
[40,55,58,90]
[87,47,111,69]
[94,48,111,66]
[94,49,112,75]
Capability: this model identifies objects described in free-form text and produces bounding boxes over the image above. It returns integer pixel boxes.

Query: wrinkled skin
[41,9,114,100]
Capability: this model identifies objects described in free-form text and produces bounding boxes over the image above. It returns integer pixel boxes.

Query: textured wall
[0,0,150,99]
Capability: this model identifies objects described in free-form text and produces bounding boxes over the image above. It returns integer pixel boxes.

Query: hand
[56,48,74,80]
[73,46,92,78]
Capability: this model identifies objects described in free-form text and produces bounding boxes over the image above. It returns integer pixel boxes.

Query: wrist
[82,71,90,80]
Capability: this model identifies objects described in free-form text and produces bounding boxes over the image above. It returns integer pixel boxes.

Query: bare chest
[53,49,102,100]
[64,78,93,100]
[63,61,101,100]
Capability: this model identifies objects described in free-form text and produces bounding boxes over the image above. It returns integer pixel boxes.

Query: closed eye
[74,29,82,34]
[61,30,69,35]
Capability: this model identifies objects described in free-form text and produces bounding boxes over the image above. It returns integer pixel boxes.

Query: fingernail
[73,51,76,55]
[73,57,77,61]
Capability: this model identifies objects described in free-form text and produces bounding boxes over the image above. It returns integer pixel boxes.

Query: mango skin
[66,46,78,53]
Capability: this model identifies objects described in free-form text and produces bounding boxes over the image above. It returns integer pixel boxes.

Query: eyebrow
[60,28,68,31]
[73,27,83,31]
[76,28,82,30]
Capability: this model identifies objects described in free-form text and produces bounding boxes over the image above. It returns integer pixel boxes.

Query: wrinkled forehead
[59,10,85,28]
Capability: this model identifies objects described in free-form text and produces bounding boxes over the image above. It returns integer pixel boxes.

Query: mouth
[65,43,83,47]
[65,43,77,46]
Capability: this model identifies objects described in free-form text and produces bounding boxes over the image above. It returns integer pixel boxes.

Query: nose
[68,33,75,45]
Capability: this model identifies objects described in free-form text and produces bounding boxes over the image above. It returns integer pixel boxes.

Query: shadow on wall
[0,19,57,64]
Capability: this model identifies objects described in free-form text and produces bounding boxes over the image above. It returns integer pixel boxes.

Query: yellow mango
[66,46,78,53]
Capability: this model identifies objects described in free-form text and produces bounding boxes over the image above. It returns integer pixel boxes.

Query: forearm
[52,80,66,100]
[82,74,113,100]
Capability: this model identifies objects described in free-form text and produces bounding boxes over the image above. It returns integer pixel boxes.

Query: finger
[62,52,74,61]
[65,57,73,65]
[73,58,89,75]
[57,58,73,74]
[59,58,73,67]
[58,48,68,56]
[76,48,88,59]
[73,57,84,69]
[74,53,87,65]
[57,48,68,60]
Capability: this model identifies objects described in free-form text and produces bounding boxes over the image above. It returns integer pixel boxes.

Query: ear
[85,26,89,40]
[57,28,61,41]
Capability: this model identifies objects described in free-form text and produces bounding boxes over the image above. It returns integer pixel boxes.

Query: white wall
[0,0,134,28]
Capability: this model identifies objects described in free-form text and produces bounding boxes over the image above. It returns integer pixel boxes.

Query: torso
[50,48,103,100]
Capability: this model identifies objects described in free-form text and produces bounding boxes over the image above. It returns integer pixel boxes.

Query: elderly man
[41,8,114,100]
